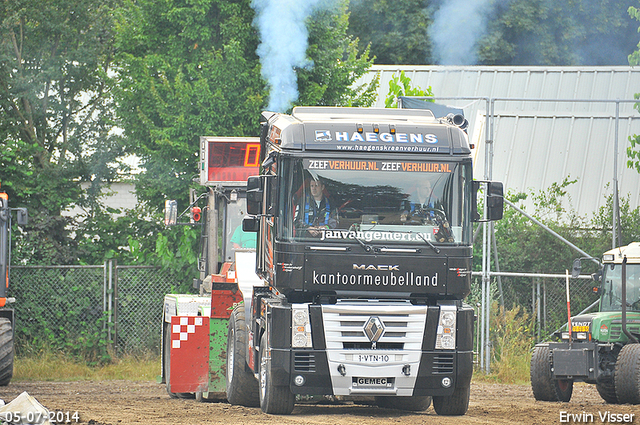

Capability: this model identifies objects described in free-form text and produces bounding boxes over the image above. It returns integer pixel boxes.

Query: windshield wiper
[354,235,372,252]
[349,223,373,252]
[412,231,440,254]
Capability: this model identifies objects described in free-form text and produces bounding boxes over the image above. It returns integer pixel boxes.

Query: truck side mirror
[16,208,28,226]
[486,182,504,221]
[472,181,504,222]
[246,176,263,216]
[242,216,259,233]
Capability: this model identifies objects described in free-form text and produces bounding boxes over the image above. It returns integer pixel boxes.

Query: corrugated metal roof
[361,66,640,216]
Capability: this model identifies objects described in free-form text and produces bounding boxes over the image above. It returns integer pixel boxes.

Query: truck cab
[228,107,503,415]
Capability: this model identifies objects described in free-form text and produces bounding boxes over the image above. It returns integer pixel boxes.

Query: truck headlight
[292,305,312,348]
[435,305,457,350]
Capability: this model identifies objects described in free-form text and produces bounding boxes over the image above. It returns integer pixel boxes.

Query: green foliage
[480,177,594,275]
[15,348,159,381]
[472,178,640,332]
[12,267,113,364]
[627,0,640,172]
[478,0,638,65]
[114,0,265,210]
[629,4,640,66]
[0,0,124,265]
[114,0,376,212]
[473,304,536,384]
[298,1,378,108]
[384,70,434,108]
[347,0,431,65]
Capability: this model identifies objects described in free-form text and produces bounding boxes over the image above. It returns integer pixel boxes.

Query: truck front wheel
[614,344,640,404]
[258,333,294,415]
[226,306,259,407]
[433,386,469,415]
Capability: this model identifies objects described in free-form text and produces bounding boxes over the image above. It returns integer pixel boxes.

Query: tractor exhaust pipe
[621,256,639,344]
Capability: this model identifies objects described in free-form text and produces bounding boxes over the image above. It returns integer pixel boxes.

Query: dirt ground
[0,380,638,425]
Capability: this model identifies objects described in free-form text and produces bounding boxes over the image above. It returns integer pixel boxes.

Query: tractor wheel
[258,333,295,414]
[596,380,618,404]
[530,345,559,401]
[226,306,259,407]
[614,344,640,404]
[554,378,573,402]
[0,318,13,386]
[375,395,432,411]
[432,386,470,415]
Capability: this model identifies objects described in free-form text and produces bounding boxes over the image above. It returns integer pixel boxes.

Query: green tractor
[531,242,640,404]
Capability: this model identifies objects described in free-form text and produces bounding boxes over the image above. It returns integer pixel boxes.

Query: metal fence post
[113,259,119,353]
[543,280,547,335]
[536,279,541,341]
[107,260,114,349]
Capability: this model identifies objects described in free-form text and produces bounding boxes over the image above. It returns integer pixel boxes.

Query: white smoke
[429,0,493,65]
[252,0,334,112]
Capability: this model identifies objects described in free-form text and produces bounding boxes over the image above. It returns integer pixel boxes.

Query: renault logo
[364,316,385,343]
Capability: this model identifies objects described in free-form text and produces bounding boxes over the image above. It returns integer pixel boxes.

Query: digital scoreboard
[199,137,261,186]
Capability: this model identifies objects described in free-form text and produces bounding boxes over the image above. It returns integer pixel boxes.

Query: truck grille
[294,353,316,372]
[433,354,454,374]
[322,303,428,351]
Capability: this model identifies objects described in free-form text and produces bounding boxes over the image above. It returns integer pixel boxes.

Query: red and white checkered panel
[169,316,210,393]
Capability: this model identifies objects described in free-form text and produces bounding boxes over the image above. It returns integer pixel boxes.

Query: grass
[14,304,535,384]
[472,304,537,385]
[14,350,160,382]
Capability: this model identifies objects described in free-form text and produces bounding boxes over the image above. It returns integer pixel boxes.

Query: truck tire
[530,345,559,401]
[375,395,431,411]
[258,333,294,415]
[226,306,259,407]
[596,380,618,404]
[614,344,640,404]
[0,318,13,386]
[163,324,192,399]
[432,386,469,415]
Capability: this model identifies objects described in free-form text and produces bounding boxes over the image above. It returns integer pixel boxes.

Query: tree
[113,0,265,211]
[347,0,432,65]
[384,70,434,108]
[627,3,640,174]
[298,1,377,107]
[0,0,123,264]
[478,0,638,66]
[114,0,377,211]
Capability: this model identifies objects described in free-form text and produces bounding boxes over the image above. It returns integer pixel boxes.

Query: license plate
[352,353,391,363]
[352,377,394,388]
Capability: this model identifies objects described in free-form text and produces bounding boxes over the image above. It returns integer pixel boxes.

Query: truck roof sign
[264,107,470,154]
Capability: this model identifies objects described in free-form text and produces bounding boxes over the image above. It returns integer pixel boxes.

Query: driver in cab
[295,177,337,237]
[400,179,436,223]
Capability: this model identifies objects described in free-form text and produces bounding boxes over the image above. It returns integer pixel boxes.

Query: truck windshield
[279,157,472,245]
[600,263,640,312]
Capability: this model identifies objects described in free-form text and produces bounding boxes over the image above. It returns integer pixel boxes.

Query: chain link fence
[7,263,601,356]
[471,272,599,342]
[9,262,175,356]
